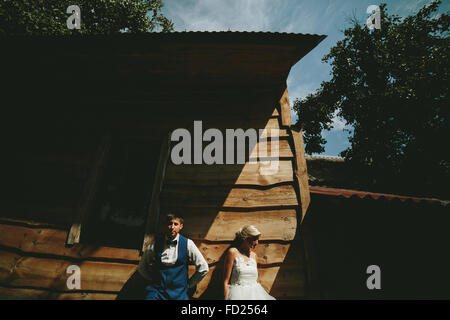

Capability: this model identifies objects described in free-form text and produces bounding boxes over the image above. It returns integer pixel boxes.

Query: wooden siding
[152,103,308,299]
[2,98,310,299]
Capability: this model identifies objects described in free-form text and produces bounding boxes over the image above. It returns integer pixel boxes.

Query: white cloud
[330,114,347,131]
[167,0,275,31]
[165,0,338,34]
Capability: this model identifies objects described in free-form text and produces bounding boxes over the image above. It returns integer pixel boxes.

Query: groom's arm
[187,239,209,288]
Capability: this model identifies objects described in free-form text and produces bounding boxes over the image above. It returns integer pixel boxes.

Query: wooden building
[1,32,326,299]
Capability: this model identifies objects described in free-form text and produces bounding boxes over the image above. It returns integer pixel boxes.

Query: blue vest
[152,234,189,300]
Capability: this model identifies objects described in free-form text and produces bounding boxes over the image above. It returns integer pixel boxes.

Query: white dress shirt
[138,234,209,288]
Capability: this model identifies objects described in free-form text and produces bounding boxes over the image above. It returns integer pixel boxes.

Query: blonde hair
[235,225,261,242]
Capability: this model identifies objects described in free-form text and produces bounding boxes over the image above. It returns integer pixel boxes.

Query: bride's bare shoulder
[226,247,239,258]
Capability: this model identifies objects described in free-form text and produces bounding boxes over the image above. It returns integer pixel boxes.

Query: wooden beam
[66,134,111,246]
[165,160,294,186]
[0,222,299,266]
[195,241,302,266]
[160,185,299,209]
[290,128,311,223]
[141,133,171,254]
[180,209,297,241]
[0,287,117,300]
[280,87,292,127]
[0,223,140,262]
[0,250,136,292]
[249,139,294,159]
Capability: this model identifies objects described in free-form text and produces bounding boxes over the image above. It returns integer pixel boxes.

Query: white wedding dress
[227,256,276,300]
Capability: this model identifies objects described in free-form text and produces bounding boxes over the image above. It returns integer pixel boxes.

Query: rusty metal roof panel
[309,186,449,206]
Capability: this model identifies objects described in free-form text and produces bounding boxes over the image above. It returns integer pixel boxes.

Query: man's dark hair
[166,210,184,225]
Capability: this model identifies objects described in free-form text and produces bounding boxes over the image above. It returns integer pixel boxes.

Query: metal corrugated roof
[309,186,449,206]
[306,155,345,162]
[2,31,326,47]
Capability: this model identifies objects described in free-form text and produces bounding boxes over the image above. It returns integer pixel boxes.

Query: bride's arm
[223,248,236,300]
[251,251,260,282]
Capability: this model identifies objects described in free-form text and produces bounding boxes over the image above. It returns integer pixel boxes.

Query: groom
[137,212,209,300]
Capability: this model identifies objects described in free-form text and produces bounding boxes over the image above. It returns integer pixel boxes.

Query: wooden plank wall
[0,219,138,299]
[2,130,147,299]
[1,95,309,300]
[160,103,308,299]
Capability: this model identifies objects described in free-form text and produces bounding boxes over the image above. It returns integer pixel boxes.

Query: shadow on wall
[116,270,149,300]
[268,232,308,300]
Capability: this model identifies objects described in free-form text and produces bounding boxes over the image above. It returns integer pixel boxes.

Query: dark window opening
[82,137,160,250]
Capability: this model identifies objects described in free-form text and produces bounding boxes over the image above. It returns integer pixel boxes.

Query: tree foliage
[293,1,449,198]
[0,0,174,35]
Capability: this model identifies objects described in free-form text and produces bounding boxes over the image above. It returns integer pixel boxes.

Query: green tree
[293,1,449,198]
[0,0,174,35]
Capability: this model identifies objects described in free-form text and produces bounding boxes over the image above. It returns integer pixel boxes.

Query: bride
[223,225,275,300]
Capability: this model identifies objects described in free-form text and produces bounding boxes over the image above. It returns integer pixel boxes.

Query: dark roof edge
[1,30,326,38]
[1,31,327,49]
[309,186,449,206]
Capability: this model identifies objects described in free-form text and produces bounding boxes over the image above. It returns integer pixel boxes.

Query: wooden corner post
[279,85,310,222]
[141,133,172,255]
[280,87,292,127]
[291,128,311,223]
[66,133,112,246]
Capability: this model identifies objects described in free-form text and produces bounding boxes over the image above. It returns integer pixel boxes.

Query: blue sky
[161,0,449,156]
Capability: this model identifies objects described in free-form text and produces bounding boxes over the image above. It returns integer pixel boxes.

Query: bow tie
[166,239,177,246]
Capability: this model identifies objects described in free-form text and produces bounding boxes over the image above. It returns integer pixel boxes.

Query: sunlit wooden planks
[0,250,136,292]
[0,221,295,267]
[194,241,302,266]
[0,287,116,300]
[279,87,292,127]
[249,139,293,159]
[161,185,298,209]
[158,208,297,241]
[192,210,296,242]
[0,223,140,262]
[0,240,305,299]
[165,160,294,186]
